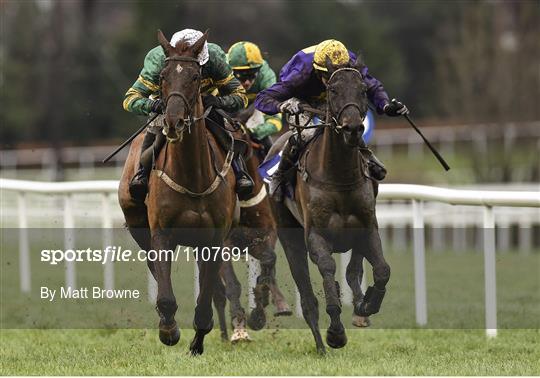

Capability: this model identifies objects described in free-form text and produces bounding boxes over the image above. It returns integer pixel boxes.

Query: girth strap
[152,147,234,198]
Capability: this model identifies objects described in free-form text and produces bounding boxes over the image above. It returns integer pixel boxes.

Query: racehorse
[214,133,291,342]
[118,30,237,355]
[268,56,390,354]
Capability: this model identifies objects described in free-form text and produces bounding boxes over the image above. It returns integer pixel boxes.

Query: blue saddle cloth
[257,110,375,200]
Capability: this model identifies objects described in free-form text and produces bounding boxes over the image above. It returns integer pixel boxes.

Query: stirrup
[236,175,254,197]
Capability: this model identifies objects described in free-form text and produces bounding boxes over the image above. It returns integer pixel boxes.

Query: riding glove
[383,98,409,116]
[150,99,165,114]
[278,98,303,115]
[202,95,223,109]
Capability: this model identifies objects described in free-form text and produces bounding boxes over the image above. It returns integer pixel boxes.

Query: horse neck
[166,99,214,190]
[314,126,360,182]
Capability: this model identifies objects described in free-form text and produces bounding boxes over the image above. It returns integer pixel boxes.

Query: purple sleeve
[255,52,311,115]
[255,81,294,115]
[361,65,390,114]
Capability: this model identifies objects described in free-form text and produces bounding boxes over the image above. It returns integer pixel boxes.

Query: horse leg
[347,252,370,327]
[356,228,391,317]
[213,275,228,342]
[220,260,250,342]
[151,229,180,346]
[189,258,221,356]
[278,226,325,355]
[307,231,346,349]
[255,242,292,317]
[247,243,273,331]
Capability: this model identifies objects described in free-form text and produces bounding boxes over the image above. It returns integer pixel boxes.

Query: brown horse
[269,57,390,354]
[214,136,291,342]
[118,30,236,355]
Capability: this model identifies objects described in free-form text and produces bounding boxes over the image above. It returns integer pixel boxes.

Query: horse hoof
[352,314,371,328]
[189,340,204,356]
[326,328,347,349]
[274,306,293,317]
[247,308,266,331]
[316,344,327,356]
[159,321,180,346]
[220,331,229,342]
[230,328,252,343]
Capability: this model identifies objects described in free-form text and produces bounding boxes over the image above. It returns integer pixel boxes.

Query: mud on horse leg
[151,229,180,346]
[219,260,251,342]
[347,251,370,327]
[190,258,221,355]
[307,232,347,349]
[356,228,390,317]
[278,225,326,355]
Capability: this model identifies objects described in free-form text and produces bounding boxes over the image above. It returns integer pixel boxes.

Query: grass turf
[1,328,539,375]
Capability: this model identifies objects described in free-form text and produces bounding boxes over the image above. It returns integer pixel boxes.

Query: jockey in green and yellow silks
[122,29,253,202]
[227,42,282,142]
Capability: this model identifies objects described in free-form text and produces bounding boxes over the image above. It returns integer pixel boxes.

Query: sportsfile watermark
[40,245,249,265]
[1,227,538,329]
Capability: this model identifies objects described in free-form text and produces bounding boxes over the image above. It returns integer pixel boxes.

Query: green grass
[1,328,539,375]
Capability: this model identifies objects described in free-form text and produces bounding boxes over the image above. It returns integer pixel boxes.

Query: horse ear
[325,55,335,74]
[191,29,209,57]
[354,51,366,71]
[157,29,171,56]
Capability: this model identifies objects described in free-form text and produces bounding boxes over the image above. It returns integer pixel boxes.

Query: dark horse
[214,133,291,342]
[118,30,237,355]
[270,57,390,354]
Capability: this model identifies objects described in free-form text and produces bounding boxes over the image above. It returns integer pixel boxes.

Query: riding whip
[102,113,159,163]
[394,100,451,171]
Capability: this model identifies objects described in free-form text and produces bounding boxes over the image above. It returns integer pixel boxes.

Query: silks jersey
[123,43,247,116]
[254,45,391,139]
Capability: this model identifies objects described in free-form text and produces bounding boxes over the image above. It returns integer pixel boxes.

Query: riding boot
[363,149,387,181]
[269,136,300,202]
[232,156,254,198]
[129,131,157,201]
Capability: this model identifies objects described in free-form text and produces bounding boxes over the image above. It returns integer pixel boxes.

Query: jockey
[227,41,282,145]
[123,28,253,202]
[255,39,409,201]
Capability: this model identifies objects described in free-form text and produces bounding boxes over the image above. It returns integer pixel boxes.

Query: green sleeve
[257,61,277,90]
[249,61,281,139]
[206,43,247,112]
[122,46,164,116]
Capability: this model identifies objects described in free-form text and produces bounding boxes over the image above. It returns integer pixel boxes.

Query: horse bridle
[320,67,366,134]
[160,56,205,143]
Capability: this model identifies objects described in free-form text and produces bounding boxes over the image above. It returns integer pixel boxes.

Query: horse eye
[192,74,200,82]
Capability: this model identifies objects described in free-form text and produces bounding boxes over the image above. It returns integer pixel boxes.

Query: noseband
[161,56,204,143]
[326,67,366,133]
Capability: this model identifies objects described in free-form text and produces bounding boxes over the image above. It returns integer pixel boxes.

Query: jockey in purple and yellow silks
[255,39,409,202]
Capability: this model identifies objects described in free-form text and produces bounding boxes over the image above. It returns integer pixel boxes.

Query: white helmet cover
[169,29,209,65]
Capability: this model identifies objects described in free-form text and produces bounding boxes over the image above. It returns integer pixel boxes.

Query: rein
[295,66,371,189]
[161,56,204,143]
[287,67,366,133]
[152,54,234,197]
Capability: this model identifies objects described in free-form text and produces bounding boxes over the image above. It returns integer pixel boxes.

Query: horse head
[324,55,368,147]
[157,29,208,142]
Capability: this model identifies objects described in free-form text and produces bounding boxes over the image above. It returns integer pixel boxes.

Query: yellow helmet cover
[228,41,264,70]
[313,39,349,72]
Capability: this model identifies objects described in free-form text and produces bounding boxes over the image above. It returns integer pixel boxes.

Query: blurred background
[1,1,538,330]
[1,0,539,184]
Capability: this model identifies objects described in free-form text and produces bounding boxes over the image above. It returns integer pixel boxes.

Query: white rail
[1,178,539,337]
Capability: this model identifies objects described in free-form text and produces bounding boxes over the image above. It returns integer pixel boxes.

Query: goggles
[234,69,259,82]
